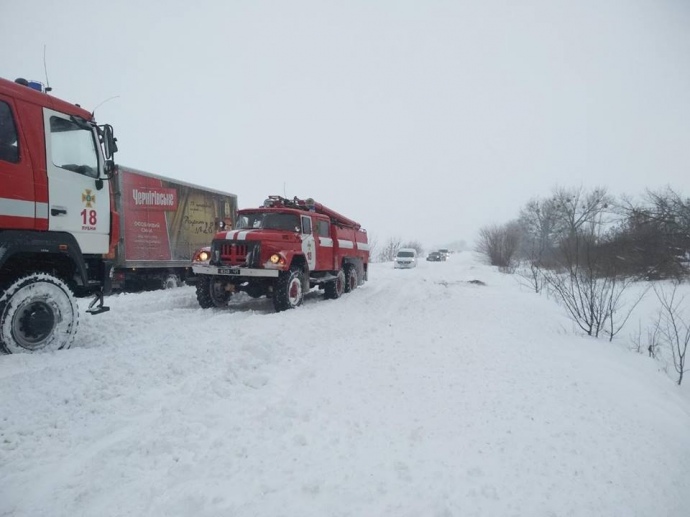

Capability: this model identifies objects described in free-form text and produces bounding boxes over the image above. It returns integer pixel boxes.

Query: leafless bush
[476,221,521,268]
[516,261,545,293]
[630,319,662,358]
[542,231,646,340]
[647,318,662,359]
[653,282,690,385]
[543,268,640,339]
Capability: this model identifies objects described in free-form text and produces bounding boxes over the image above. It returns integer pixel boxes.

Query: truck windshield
[236,212,300,231]
[49,116,99,178]
[397,251,415,258]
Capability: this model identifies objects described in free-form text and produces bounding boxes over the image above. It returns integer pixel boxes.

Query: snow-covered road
[2,253,689,516]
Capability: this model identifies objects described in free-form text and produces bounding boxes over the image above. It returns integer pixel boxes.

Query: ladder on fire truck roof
[263,196,363,230]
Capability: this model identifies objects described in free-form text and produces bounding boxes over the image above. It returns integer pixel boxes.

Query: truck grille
[216,241,260,266]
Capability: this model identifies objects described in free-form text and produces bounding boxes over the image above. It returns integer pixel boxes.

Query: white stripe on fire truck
[338,239,355,249]
[224,230,253,240]
[0,198,49,219]
[356,242,370,251]
[36,203,48,218]
[319,237,333,247]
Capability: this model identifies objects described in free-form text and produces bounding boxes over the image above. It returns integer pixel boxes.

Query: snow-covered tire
[344,264,358,293]
[274,267,304,311]
[324,268,346,300]
[0,273,79,354]
[196,276,232,308]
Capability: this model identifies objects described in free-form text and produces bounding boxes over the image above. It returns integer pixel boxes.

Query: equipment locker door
[313,216,335,271]
[300,215,316,270]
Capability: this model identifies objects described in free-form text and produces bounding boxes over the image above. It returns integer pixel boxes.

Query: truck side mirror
[99,124,117,180]
[102,124,118,160]
[104,159,116,179]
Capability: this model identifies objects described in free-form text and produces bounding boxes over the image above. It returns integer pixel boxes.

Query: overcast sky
[2,0,689,248]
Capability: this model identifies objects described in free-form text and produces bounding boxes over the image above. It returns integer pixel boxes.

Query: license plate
[218,267,240,275]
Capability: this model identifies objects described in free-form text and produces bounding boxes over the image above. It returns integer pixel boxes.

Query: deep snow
[1,253,689,516]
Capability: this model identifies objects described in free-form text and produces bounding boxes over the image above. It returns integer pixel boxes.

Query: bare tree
[377,236,402,262]
[615,187,690,279]
[516,201,551,293]
[654,282,690,385]
[551,186,613,238]
[515,188,613,291]
[517,197,562,266]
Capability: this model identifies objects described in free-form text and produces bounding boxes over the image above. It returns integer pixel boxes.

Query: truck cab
[0,77,117,353]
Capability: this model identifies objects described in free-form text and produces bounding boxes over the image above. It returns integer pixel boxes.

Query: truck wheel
[274,267,304,311]
[161,274,181,290]
[0,273,79,354]
[324,269,346,300]
[196,276,232,308]
[344,264,358,293]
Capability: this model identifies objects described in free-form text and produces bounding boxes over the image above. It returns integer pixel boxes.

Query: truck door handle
[51,207,67,216]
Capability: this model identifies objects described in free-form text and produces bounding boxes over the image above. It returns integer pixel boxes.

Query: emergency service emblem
[82,189,96,208]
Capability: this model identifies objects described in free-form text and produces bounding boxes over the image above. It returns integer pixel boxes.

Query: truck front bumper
[192,264,280,278]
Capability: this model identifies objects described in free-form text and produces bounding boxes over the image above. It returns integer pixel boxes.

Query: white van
[394,248,418,269]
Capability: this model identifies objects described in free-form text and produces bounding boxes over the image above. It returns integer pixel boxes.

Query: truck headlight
[269,254,287,266]
[193,248,211,262]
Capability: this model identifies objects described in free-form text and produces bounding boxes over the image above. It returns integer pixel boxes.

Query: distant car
[394,248,418,269]
[427,251,443,262]
[438,248,451,259]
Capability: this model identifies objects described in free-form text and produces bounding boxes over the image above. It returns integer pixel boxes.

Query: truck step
[86,305,110,315]
[86,291,110,316]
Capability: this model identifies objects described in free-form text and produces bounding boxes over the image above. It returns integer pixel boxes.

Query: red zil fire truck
[0,77,118,353]
[192,196,369,311]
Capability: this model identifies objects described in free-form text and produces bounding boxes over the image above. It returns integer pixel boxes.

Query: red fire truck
[192,196,369,311]
[0,77,118,353]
